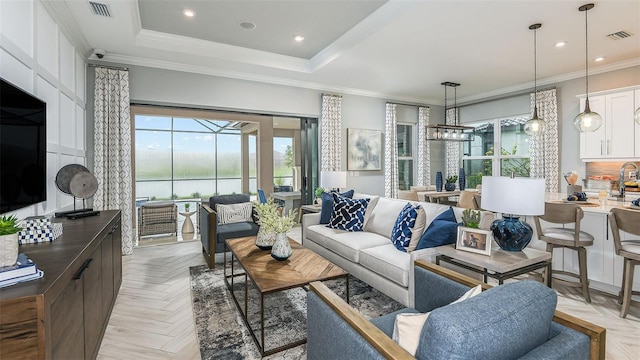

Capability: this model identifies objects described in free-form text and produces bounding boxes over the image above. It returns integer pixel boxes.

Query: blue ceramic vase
[490,216,533,251]
[436,172,443,192]
[459,168,466,191]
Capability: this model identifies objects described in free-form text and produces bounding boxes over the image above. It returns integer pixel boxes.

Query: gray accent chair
[307,260,605,360]
[199,194,259,268]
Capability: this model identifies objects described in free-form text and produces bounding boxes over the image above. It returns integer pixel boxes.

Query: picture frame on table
[347,128,382,171]
[456,227,492,256]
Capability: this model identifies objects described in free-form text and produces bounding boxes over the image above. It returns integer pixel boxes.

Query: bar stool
[609,208,640,318]
[534,202,594,303]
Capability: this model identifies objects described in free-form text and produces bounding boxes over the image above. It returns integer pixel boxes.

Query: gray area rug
[190,264,404,359]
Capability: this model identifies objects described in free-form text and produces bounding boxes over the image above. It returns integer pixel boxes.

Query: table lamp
[320,171,347,192]
[481,176,545,251]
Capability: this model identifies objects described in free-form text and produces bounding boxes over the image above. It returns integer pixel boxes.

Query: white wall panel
[75,53,85,101]
[0,0,33,57]
[36,1,58,78]
[0,49,33,91]
[60,93,75,148]
[59,30,74,91]
[37,76,59,145]
[58,154,76,209]
[76,104,85,151]
[39,152,59,214]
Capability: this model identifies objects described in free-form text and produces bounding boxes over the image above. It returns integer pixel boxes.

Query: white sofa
[302,194,493,307]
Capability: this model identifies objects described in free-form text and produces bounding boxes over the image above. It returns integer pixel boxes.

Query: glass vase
[436,171,443,192]
[255,227,276,250]
[271,233,292,261]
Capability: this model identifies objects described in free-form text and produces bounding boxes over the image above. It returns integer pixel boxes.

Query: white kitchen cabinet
[580,90,635,160]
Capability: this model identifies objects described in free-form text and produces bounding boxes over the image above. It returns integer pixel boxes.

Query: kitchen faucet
[618,162,639,198]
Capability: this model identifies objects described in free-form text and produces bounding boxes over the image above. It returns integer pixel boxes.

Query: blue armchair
[199,194,259,268]
[308,260,605,360]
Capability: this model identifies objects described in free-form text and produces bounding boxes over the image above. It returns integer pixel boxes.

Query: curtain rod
[460,86,556,107]
[88,63,129,71]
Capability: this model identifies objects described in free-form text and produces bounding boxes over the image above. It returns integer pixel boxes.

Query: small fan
[54,164,100,219]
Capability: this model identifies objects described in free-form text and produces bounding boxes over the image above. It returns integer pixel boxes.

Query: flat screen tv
[1,78,47,213]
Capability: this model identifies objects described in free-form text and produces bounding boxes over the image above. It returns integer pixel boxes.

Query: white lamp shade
[320,171,347,189]
[481,176,545,216]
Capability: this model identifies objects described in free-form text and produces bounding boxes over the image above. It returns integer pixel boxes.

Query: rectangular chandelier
[426,124,475,141]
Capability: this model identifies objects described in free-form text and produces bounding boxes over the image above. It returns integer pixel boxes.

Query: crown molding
[92,53,438,105]
[458,57,640,104]
[39,0,92,56]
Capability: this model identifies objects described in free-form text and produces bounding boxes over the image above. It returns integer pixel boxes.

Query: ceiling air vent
[89,1,111,17]
[606,31,632,40]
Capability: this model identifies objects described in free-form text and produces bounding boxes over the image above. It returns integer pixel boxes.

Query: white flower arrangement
[253,199,297,233]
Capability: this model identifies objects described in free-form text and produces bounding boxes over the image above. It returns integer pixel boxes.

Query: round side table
[180,211,196,239]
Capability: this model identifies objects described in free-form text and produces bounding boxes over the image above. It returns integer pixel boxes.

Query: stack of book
[0,253,43,288]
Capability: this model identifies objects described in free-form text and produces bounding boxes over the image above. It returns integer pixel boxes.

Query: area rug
[190,264,404,359]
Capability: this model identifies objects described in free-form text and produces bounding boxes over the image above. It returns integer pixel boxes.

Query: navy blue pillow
[320,189,355,224]
[327,193,369,231]
[416,207,461,249]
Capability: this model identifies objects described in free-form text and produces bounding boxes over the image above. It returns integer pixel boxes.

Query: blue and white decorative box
[18,216,63,245]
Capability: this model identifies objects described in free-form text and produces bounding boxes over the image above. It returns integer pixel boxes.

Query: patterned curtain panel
[530,88,559,192]
[384,103,398,198]
[321,94,342,171]
[93,67,134,255]
[445,108,460,178]
[417,106,430,186]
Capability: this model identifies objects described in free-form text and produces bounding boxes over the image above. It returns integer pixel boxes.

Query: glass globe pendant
[524,23,545,136]
[573,3,602,133]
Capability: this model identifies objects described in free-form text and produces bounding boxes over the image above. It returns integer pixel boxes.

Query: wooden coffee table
[223,236,348,357]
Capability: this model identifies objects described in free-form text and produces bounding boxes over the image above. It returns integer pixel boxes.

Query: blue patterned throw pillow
[390,203,422,252]
[327,193,370,231]
[320,190,355,224]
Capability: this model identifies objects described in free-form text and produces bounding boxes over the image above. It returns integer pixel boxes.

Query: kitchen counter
[545,192,636,214]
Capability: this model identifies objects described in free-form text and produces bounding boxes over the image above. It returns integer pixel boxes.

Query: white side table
[180,211,196,239]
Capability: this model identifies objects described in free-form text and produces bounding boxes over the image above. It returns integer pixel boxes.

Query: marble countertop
[545,192,636,214]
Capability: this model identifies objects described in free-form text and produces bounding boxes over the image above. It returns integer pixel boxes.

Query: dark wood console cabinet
[0,210,122,359]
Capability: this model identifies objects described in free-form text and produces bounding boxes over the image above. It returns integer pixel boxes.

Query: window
[397,123,414,190]
[273,137,293,188]
[462,115,530,188]
[135,115,242,201]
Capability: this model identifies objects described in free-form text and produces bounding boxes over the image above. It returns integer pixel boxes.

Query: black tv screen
[0,78,47,213]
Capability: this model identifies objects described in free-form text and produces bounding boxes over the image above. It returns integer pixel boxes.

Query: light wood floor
[98,229,639,360]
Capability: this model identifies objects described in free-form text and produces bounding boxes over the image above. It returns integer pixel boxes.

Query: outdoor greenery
[484,145,530,177]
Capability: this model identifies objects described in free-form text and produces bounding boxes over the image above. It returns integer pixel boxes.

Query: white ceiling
[52,0,640,105]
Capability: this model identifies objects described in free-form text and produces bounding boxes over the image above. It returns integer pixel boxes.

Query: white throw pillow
[392,284,482,355]
[216,202,253,224]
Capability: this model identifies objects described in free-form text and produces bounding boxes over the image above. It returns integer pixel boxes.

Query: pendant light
[573,3,603,132]
[524,23,545,136]
[426,82,474,142]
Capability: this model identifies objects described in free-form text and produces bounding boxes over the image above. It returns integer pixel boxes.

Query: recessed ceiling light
[594,57,605,62]
[555,41,566,47]
[294,35,305,42]
[240,21,256,30]
[183,9,196,17]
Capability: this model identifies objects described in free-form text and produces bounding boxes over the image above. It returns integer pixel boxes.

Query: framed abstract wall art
[347,128,382,171]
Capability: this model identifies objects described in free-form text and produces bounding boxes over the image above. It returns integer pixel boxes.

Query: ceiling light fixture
[555,41,566,47]
[183,9,196,17]
[294,35,305,42]
[426,82,474,142]
[239,21,256,30]
[574,3,603,133]
[524,23,545,136]
[594,56,604,62]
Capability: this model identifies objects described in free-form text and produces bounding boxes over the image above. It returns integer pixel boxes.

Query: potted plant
[260,208,298,261]
[0,215,22,267]
[445,175,458,191]
[253,199,279,249]
[184,203,190,212]
[314,187,325,204]
[461,209,481,228]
